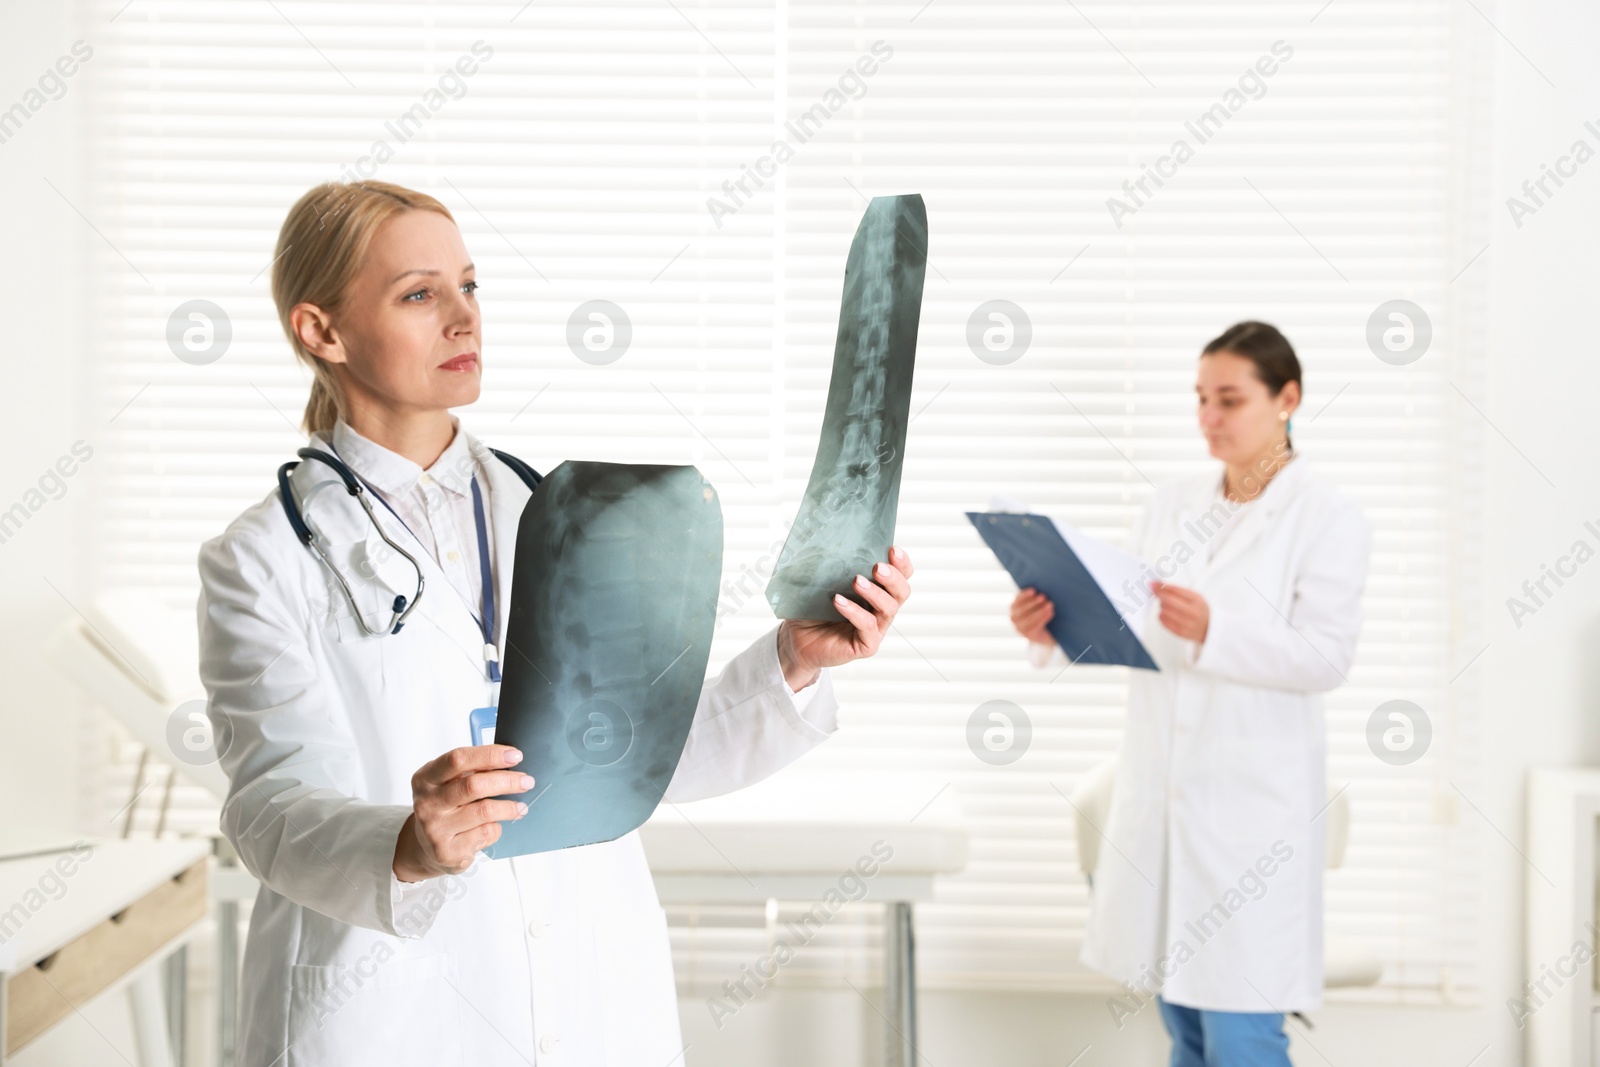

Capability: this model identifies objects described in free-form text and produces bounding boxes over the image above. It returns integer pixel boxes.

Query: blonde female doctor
[1011,322,1370,1066]
[197,180,916,1067]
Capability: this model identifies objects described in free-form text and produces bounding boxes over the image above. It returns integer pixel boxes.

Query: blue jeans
[1157,998,1291,1067]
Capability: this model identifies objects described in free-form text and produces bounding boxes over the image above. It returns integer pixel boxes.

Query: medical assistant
[1032,455,1370,1012]
[197,418,839,1067]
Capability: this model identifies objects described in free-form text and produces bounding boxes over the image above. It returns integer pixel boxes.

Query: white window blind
[88,0,1489,1002]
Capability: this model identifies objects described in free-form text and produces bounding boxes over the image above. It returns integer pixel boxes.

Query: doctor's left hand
[777,546,915,691]
[1150,579,1209,643]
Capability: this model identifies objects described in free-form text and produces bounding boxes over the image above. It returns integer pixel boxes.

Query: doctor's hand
[776,546,915,691]
[1009,588,1055,644]
[393,745,532,882]
[1150,580,1209,643]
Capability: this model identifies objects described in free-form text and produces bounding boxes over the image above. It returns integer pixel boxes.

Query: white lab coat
[196,428,840,1067]
[1046,454,1370,1013]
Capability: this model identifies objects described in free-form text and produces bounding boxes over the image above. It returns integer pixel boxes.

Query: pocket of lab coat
[286,951,465,1066]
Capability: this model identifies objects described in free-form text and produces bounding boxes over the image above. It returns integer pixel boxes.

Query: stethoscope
[276,445,542,680]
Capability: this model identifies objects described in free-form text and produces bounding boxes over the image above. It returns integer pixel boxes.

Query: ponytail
[302,374,342,436]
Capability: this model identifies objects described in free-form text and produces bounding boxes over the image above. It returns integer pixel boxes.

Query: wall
[0,0,93,835]
[0,0,142,1063]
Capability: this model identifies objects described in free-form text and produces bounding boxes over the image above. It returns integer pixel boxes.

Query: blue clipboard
[967,511,1159,671]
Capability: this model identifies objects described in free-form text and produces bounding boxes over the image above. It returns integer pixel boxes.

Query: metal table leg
[218,898,238,1067]
[163,945,187,1067]
[129,967,176,1067]
[883,901,917,1067]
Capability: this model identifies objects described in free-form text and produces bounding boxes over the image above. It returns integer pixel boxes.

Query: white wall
[3,0,1597,1064]
[1473,0,1600,1062]
[0,0,93,838]
[0,1,144,1064]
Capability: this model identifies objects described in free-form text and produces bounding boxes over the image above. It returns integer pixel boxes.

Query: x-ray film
[766,193,927,622]
[485,461,724,858]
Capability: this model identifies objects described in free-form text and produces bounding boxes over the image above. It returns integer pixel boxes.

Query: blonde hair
[269,181,456,434]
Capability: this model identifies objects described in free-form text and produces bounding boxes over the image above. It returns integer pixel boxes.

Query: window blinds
[88,0,1488,1000]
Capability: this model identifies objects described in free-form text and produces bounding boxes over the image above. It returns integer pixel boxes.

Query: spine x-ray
[766,193,927,622]
[485,461,723,858]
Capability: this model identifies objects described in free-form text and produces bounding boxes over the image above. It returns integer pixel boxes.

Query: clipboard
[967,510,1159,671]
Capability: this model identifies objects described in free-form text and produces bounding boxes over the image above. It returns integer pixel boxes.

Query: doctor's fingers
[1157,598,1198,621]
[427,797,528,841]
[1158,606,1202,635]
[888,545,915,579]
[1151,582,1201,605]
[416,744,522,789]
[833,593,886,647]
[428,822,506,875]
[868,558,912,604]
[425,769,535,812]
[1011,598,1054,627]
[1165,592,1208,622]
[852,571,904,623]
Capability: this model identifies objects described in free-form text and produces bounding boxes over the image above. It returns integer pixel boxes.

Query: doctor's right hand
[392,745,533,882]
[1009,588,1055,645]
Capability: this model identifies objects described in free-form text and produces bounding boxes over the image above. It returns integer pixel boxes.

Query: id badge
[469,705,498,747]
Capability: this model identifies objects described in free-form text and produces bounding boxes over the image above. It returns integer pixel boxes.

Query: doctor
[197,179,916,1067]
[1011,322,1370,1065]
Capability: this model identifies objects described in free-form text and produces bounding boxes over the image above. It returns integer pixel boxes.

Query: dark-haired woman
[1012,323,1371,1066]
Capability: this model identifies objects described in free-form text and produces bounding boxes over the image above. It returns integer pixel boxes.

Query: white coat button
[448,549,460,562]
[540,1035,559,1053]
[528,920,543,937]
